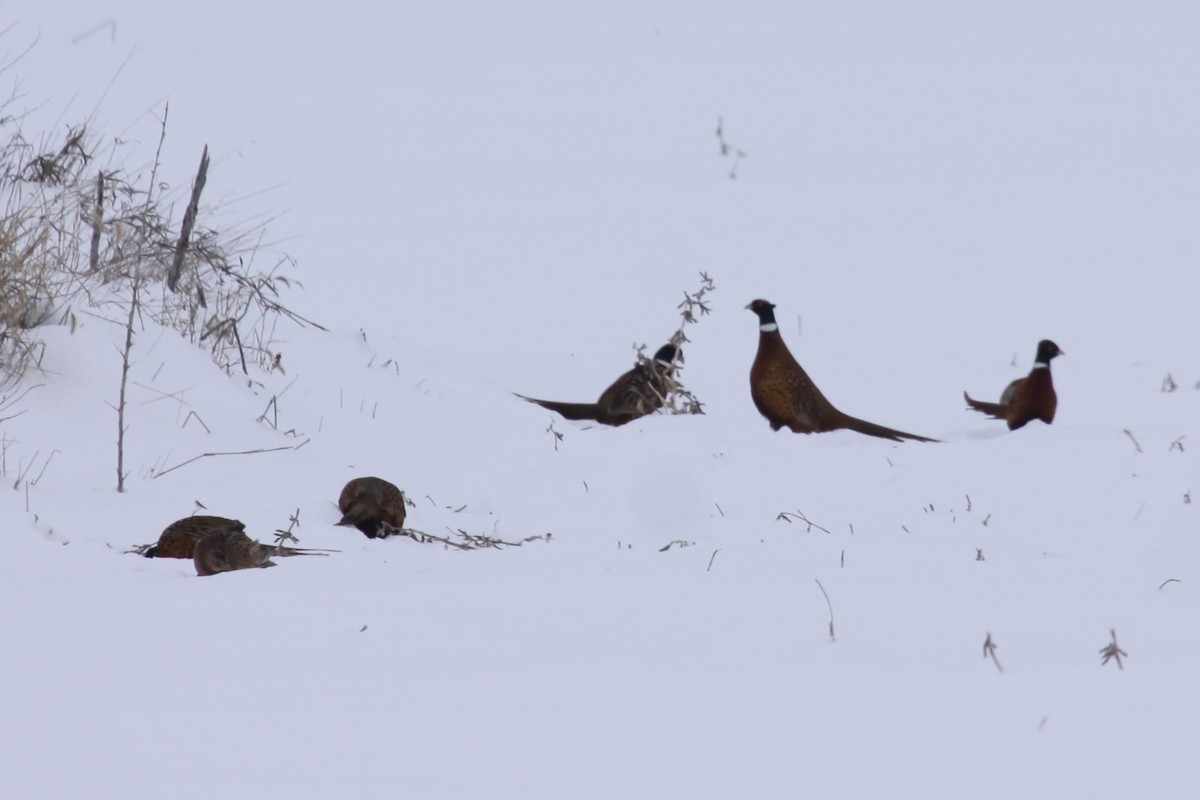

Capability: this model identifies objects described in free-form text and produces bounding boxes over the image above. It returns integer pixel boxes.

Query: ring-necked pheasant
[964,339,1063,430]
[746,299,937,443]
[337,477,408,539]
[516,343,679,427]
[141,516,332,559]
[194,529,288,576]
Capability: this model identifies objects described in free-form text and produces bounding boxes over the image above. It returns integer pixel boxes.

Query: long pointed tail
[963,391,1008,420]
[274,546,337,557]
[514,394,604,422]
[832,411,939,443]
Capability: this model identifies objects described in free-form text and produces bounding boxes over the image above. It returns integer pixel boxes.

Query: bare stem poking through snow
[983,633,1003,673]
[815,579,836,642]
[1099,629,1128,670]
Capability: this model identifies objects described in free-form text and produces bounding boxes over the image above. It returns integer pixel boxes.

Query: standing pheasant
[746,299,936,443]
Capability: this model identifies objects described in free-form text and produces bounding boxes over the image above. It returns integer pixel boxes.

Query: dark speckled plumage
[337,477,408,539]
[964,339,1063,430]
[746,299,936,443]
[516,344,679,427]
[141,515,332,563]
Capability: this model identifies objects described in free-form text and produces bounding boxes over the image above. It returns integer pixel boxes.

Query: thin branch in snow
[545,419,564,451]
[1099,629,1127,670]
[814,579,836,642]
[151,443,304,478]
[776,509,831,534]
[983,633,1003,673]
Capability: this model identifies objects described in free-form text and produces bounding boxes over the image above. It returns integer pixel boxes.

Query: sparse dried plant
[1099,628,1127,670]
[776,509,832,534]
[0,59,327,489]
[401,527,552,551]
[630,271,716,418]
[715,117,747,179]
[274,508,303,546]
[815,579,836,642]
[983,633,1003,673]
[545,419,564,450]
[0,79,323,392]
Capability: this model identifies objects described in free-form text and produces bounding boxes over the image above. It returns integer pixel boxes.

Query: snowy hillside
[2,3,1198,799]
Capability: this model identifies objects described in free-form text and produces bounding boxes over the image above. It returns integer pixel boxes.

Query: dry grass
[0,78,321,391]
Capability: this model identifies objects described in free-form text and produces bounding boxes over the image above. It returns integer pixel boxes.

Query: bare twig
[715,117,747,178]
[151,443,304,479]
[273,508,301,546]
[1099,629,1127,670]
[13,450,40,489]
[983,633,1003,673]
[814,579,835,642]
[31,448,58,486]
[181,410,210,433]
[116,278,139,492]
[167,145,210,295]
[706,549,720,572]
[89,171,104,271]
[258,395,279,429]
[776,510,832,534]
[546,419,563,451]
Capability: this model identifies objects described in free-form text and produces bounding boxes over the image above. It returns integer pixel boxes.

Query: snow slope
[2,3,1197,798]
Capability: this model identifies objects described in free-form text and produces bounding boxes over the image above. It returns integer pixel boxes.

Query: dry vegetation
[0,86,321,394]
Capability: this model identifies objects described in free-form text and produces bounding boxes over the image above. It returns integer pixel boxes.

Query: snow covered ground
[2,3,1197,798]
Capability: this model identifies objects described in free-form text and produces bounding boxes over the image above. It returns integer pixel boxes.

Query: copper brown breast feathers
[746,299,937,443]
[964,339,1062,430]
[516,343,679,427]
[337,477,408,539]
